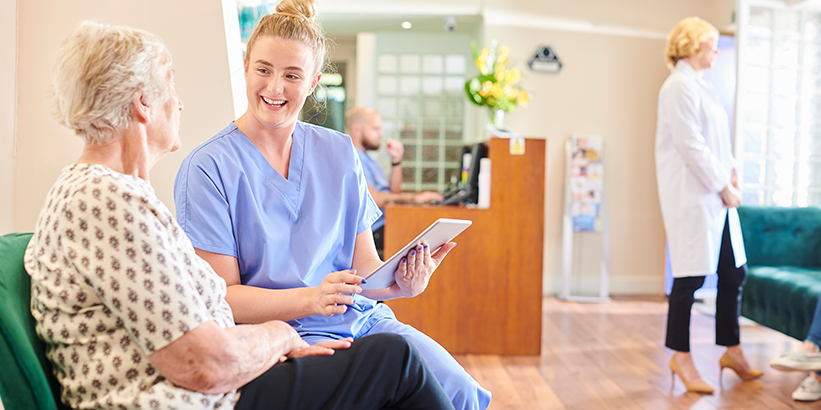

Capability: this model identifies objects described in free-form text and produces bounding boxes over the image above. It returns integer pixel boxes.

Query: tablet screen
[359,218,472,290]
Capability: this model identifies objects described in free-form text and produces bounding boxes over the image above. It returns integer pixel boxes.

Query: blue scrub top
[175,122,388,337]
[355,149,391,230]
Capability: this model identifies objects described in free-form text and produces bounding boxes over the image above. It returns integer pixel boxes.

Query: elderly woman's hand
[286,337,354,359]
[392,241,457,298]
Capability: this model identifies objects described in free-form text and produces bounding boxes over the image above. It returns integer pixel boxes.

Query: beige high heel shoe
[720,352,763,381]
[670,357,715,394]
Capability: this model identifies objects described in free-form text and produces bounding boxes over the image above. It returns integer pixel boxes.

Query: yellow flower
[504,86,518,99]
[478,80,494,97]
[490,83,504,99]
[504,68,521,86]
[466,41,530,112]
[497,46,510,67]
[517,90,530,107]
[477,48,489,75]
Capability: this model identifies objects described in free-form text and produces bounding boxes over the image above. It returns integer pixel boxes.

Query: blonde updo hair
[665,17,719,69]
[52,21,172,144]
[245,0,330,76]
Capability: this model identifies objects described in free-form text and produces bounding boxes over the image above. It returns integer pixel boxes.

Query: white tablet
[359,218,472,290]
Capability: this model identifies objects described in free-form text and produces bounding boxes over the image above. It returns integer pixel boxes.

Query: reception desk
[384,138,545,355]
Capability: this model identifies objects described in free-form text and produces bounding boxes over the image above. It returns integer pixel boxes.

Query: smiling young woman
[239,36,320,150]
[172,0,491,409]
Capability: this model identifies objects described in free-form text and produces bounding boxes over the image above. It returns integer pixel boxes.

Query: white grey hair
[52,21,172,144]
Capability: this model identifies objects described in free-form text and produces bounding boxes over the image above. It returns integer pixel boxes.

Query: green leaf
[464,79,485,106]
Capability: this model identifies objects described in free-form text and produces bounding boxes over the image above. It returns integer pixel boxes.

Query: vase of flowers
[465,40,530,128]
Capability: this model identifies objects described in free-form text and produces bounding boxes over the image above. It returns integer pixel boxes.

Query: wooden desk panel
[384,138,545,355]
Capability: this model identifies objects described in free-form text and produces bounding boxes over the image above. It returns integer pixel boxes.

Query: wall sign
[529,45,562,74]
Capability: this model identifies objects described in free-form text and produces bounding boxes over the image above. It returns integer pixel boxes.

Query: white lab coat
[656,60,747,278]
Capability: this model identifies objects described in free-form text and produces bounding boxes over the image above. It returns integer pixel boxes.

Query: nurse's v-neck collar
[233,122,305,219]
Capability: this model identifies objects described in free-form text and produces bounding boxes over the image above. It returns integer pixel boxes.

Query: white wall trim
[482,8,667,40]
[222,0,246,120]
[318,2,481,16]
[354,32,376,108]
[0,0,17,235]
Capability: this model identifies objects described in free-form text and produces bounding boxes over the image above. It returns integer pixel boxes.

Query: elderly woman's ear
[132,93,151,124]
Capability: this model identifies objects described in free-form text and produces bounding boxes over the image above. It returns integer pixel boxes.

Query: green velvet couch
[739,206,821,341]
[0,233,68,410]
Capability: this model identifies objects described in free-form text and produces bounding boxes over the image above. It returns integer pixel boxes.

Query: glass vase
[490,108,505,129]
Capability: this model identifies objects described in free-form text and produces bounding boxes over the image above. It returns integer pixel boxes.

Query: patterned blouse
[25,164,237,410]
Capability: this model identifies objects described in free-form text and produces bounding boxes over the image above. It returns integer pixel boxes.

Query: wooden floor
[453,296,821,410]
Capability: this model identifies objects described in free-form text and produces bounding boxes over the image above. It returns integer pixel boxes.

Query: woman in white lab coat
[656,17,762,394]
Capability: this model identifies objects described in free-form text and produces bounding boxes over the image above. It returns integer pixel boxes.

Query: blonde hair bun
[244,0,329,77]
[275,0,317,22]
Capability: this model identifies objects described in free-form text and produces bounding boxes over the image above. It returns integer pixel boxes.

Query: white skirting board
[544,275,662,296]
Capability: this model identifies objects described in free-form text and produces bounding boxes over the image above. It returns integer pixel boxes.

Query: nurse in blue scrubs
[173,0,491,409]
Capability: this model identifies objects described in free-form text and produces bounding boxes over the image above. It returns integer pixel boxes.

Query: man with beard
[346,107,443,252]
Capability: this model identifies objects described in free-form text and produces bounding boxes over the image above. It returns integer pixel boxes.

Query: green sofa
[0,233,68,410]
[739,206,821,341]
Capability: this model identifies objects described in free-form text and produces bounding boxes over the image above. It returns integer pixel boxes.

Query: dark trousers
[235,333,454,410]
[665,214,748,352]
[373,225,384,260]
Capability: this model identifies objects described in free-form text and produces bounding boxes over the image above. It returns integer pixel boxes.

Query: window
[737,0,821,206]
[372,33,472,193]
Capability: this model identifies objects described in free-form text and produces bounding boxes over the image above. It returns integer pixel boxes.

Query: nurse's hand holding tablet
[357,218,470,298]
[312,240,456,315]
[314,218,467,314]
[393,241,457,297]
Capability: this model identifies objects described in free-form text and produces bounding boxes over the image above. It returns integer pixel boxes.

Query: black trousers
[235,333,454,410]
[665,214,748,352]
[373,225,385,260]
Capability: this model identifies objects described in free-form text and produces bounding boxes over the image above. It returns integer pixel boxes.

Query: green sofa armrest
[0,233,68,410]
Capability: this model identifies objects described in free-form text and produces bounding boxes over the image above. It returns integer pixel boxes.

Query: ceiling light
[401,21,412,29]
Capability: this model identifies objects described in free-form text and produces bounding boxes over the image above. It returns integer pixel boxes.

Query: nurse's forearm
[361,284,403,301]
[225,284,319,323]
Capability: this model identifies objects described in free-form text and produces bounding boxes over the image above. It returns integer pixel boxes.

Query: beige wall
[1,1,16,236]
[480,0,736,294]
[13,0,239,233]
[482,26,669,293]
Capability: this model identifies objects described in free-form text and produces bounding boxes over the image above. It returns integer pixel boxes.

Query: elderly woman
[24,20,454,410]
[656,17,762,394]
[173,0,490,409]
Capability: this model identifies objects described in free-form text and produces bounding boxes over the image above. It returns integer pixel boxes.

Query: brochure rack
[560,134,611,302]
